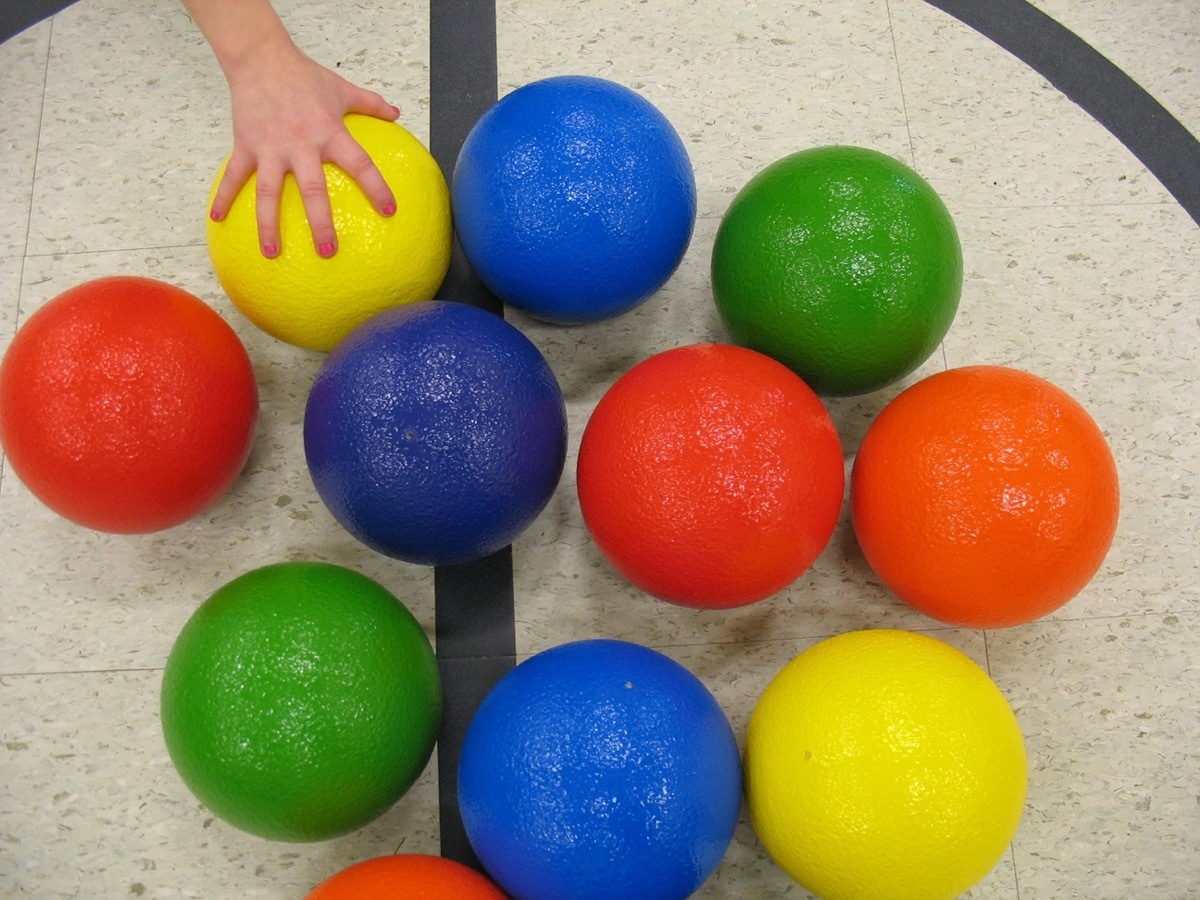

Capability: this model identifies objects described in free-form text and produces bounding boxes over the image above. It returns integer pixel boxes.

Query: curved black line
[6,2,1196,229]
[4,0,1197,879]
[924,0,1200,228]
[1,0,70,43]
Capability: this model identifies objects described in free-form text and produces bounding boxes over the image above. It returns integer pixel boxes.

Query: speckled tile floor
[1,1,1198,897]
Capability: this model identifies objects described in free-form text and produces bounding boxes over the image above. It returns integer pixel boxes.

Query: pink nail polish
[210,209,222,222]
[382,201,397,217]
[318,242,337,258]
[391,105,401,117]
[262,244,279,259]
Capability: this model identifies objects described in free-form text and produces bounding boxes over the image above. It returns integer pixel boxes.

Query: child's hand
[210,42,399,258]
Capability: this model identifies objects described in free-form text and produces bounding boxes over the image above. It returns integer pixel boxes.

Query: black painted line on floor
[428,0,508,871]
[924,0,1200,229]
[431,554,514,871]
[5,0,1196,874]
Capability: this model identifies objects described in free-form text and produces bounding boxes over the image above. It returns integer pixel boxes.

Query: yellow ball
[744,629,1027,900]
[206,115,451,352]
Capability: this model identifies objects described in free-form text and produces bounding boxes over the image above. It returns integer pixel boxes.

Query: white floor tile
[0,21,47,258]
[890,0,1167,212]
[498,0,913,222]
[0,670,440,898]
[2,0,1197,896]
[990,613,1200,898]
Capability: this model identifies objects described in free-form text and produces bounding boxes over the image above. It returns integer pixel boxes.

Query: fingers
[213,150,286,259]
[327,129,397,222]
[253,160,286,260]
[293,158,338,258]
[242,150,336,259]
[209,151,255,226]
[243,151,350,260]
[348,86,401,123]
[220,96,400,259]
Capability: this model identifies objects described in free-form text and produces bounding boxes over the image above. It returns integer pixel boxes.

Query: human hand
[209,41,400,259]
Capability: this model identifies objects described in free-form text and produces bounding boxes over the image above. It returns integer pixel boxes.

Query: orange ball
[306,854,506,900]
[851,365,1120,628]
[577,343,844,608]
[0,276,258,533]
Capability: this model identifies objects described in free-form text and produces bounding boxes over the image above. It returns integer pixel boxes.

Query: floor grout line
[6,201,1182,270]
[19,240,209,261]
[884,0,919,171]
[6,606,1190,682]
[0,17,56,500]
[1,666,164,679]
[593,605,1200,657]
[20,17,51,273]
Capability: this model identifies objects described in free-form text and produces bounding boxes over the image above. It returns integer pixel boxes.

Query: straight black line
[427,0,510,872]
[6,0,1197,879]
[431,554,515,871]
[924,0,1200,229]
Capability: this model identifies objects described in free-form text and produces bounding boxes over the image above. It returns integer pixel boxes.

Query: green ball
[160,562,441,842]
[711,146,963,396]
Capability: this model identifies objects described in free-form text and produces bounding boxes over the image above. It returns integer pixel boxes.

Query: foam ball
[0,276,257,533]
[160,562,441,842]
[453,75,696,323]
[458,639,742,899]
[207,115,451,352]
[304,301,567,565]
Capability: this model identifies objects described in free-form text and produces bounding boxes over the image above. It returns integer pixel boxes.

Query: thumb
[347,86,401,122]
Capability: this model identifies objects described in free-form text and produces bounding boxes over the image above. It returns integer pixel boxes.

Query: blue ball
[452,75,697,324]
[303,301,567,566]
[458,639,742,900]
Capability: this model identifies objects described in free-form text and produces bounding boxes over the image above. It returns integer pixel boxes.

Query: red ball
[0,276,258,533]
[577,344,844,608]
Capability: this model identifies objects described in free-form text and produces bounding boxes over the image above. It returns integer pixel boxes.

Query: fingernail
[262,244,279,259]
[382,201,397,217]
[318,241,337,258]
[391,105,401,117]
[210,209,223,222]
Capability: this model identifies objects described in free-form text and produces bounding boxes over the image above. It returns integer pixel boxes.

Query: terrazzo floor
[1,0,1198,897]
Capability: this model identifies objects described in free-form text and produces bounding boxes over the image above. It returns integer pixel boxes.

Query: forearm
[180,0,297,82]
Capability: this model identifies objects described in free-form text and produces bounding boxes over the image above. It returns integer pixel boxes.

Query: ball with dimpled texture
[206,115,451,352]
[712,145,962,396]
[458,639,742,899]
[160,561,441,842]
[0,276,257,533]
[453,75,696,324]
[304,301,567,566]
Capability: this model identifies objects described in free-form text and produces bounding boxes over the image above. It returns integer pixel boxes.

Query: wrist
[184,0,300,84]
[219,30,301,89]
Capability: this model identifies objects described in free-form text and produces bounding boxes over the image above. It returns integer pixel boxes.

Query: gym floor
[2,0,1198,897]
